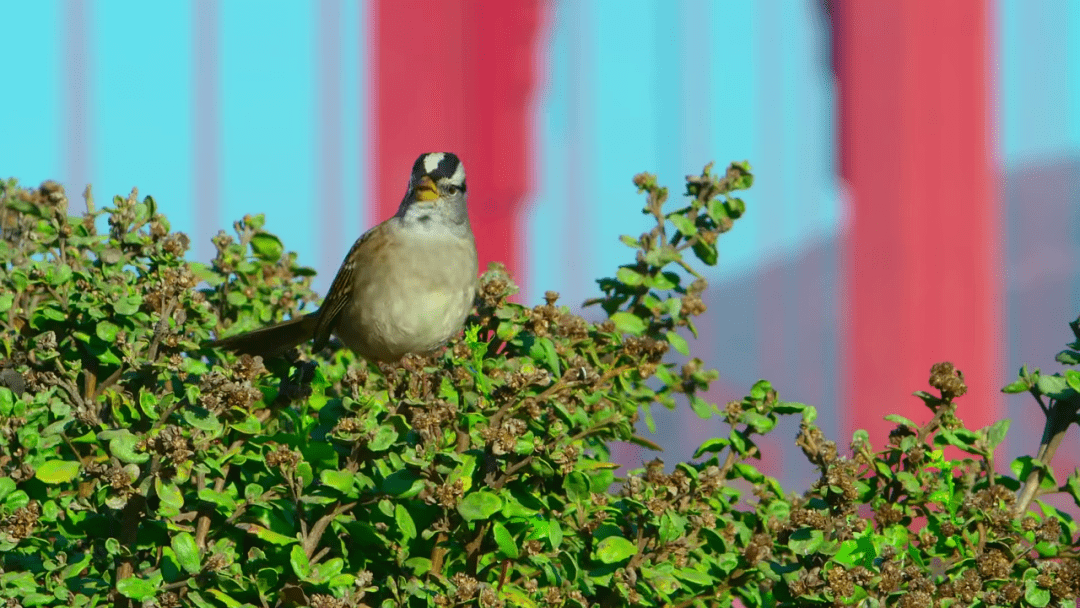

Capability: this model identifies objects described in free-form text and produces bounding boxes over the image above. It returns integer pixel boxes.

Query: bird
[209,152,478,362]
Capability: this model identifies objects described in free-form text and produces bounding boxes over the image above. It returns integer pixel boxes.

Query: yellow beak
[414,176,439,201]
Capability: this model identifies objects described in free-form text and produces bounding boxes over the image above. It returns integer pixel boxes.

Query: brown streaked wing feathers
[312,228,379,351]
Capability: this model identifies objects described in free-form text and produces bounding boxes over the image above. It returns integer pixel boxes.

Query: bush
[0,166,1078,608]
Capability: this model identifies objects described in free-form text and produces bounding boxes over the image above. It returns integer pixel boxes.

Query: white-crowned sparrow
[209,152,478,362]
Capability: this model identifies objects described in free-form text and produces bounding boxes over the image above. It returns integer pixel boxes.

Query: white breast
[335,226,478,361]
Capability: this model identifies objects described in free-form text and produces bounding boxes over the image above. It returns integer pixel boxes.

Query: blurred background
[3,0,1079,490]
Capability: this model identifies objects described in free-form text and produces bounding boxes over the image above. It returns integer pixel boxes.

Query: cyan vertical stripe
[707,2,760,278]
[93,0,193,236]
[526,0,593,305]
[524,0,566,303]
[317,0,346,287]
[590,0,660,304]
[342,0,367,288]
[678,0,713,179]
[0,2,63,187]
[1069,0,1080,152]
[999,0,1072,163]
[219,1,316,270]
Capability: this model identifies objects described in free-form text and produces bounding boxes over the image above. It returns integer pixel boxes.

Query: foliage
[0,165,1078,608]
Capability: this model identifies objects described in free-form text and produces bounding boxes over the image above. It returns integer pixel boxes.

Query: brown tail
[207,314,320,359]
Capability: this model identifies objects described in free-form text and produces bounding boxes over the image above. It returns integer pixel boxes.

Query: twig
[1013,394,1078,517]
[303,501,357,559]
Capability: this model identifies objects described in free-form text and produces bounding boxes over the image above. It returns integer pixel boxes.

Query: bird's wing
[311,224,382,351]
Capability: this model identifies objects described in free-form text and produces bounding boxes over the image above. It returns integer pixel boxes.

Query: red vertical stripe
[835,3,1001,444]
[370,0,545,286]
[193,0,220,260]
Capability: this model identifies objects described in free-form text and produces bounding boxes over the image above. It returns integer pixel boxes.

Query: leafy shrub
[0,165,1078,608]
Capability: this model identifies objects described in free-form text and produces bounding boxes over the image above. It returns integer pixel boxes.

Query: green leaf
[189,262,224,286]
[610,312,646,336]
[0,477,15,501]
[198,488,238,511]
[523,515,549,541]
[4,489,30,511]
[563,472,589,503]
[156,479,184,515]
[665,331,689,356]
[788,528,824,555]
[369,425,398,451]
[172,532,201,575]
[116,577,158,600]
[239,523,297,545]
[34,460,80,484]
[750,380,771,400]
[674,567,713,587]
[183,408,222,434]
[1055,350,1080,365]
[774,401,808,414]
[95,320,121,342]
[536,337,560,375]
[659,512,686,544]
[549,519,563,549]
[395,504,416,541]
[102,429,150,464]
[1001,377,1030,393]
[1066,472,1080,510]
[985,419,1011,449]
[689,396,713,419]
[457,491,502,522]
[230,414,262,434]
[1066,369,1080,393]
[1036,374,1073,399]
[186,591,214,608]
[741,411,774,433]
[642,566,680,594]
[112,294,142,316]
[616,267,644,287]
[492,520,519,558]
[207,589,244,607]
[646,272,678,290]
[884,414,918,428]
[936,428,979,451]
[1025,577,1051,607]
[694,437,729,458]
[692,239,718,266]
[250,232,284,262]
[668,213,697,236]
[595,535,637,564]
[405,557,432,577]
[0,293,13,313]
[1009,457,1057,490]
[320,470,355,494]
[733,463,765,483]
[289,545,311,578]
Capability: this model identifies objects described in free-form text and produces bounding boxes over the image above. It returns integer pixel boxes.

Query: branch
[303,501,357,559]
[1014,395,1078,517]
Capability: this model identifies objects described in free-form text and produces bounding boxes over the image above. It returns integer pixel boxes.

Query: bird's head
[398,152,470,229]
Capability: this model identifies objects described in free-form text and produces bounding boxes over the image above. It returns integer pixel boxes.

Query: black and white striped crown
[411,152,466,187]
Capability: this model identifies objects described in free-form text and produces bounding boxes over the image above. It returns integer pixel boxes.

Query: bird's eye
[445,184,459,195]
